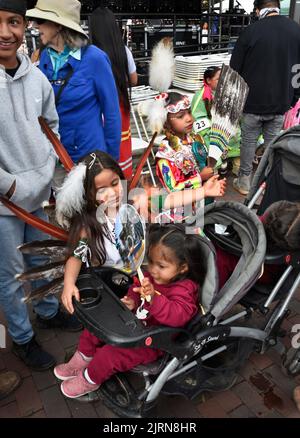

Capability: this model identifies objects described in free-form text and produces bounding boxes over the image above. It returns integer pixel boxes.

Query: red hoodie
[126,272,199,328]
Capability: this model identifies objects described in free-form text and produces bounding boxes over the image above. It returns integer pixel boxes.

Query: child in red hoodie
[54,223,206,399]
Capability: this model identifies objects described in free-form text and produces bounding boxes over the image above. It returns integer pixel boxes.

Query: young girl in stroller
[55,224,206,399]
[53,150,222,399]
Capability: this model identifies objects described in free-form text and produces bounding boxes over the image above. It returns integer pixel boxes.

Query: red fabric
[118,103,132,180]
[78,329,162,385]
[77,273,199,384]
[215,246,239,289]
[216,246,284,289]
[215,216,285,289]
[202,81,213,101]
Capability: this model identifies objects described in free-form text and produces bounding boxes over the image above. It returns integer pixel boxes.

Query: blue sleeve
[92,50,121,160]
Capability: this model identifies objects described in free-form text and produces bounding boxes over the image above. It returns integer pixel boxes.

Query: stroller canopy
[193,201,266,320]
[247,125,300,207]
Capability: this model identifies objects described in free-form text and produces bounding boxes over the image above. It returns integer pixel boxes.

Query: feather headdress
[55,162,87,229]
[138,95,168,134]
[149,37,175,93]
[138,37,178,134]
[209,64,249,165]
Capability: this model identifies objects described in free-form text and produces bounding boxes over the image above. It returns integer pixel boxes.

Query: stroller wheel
[102,375,131,407]
[282,347,300,377]
[99,374,144,418]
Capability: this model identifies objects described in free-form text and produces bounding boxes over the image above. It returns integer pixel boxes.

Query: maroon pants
[78,329,162,385]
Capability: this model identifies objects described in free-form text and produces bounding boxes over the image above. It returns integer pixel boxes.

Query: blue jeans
[0,209,59,344]
[239,113,284,176]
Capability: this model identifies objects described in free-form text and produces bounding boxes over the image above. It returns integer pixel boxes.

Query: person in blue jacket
[26,0,121,190]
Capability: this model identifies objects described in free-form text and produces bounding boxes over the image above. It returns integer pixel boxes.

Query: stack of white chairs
[173,53,231,91]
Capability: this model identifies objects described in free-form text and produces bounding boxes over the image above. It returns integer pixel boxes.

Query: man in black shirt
[230,0,300,195]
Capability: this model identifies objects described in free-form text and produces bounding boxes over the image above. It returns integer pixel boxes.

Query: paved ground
[0,172,300,419]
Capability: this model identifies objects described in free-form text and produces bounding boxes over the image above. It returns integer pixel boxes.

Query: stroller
[244,125,300,381]
[246,125,300,214]
[72,200,300,418]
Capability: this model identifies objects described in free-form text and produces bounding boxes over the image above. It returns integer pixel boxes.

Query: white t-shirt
[102,216,124,268]
[125,46,136,74]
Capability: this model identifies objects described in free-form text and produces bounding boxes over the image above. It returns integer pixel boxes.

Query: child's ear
[179,263,189,274]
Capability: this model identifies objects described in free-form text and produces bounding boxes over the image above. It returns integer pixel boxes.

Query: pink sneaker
[61,370,99,398]
[53,351,91,381]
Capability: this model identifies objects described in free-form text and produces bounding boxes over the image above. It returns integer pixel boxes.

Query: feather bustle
[18,239,67,255]
[16,261,65,282]
[22,277,64,303]
[55,163,87,229]
[209,64,249,158]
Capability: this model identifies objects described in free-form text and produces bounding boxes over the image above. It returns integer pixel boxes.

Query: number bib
[193,118,211,133]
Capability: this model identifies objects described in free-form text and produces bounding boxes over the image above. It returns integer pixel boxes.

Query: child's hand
[133,277,155,301]
[200,166,214,181]
[62,284,80,314]
[121,295,136,310]
[203,175,226,198]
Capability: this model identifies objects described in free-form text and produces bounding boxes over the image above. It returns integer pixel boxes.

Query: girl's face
[167,109,194,138]
[0,11,25,68]
[147,243,188,285]
[206,70,221,91]
[94,169,123,212]
[35,20,61,47]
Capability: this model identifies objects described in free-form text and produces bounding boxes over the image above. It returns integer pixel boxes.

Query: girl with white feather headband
[139,38,217,202]
[52,149,225,398]
[55,150,226,313]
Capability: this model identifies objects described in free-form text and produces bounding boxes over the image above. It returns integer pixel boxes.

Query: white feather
[149,38,175,92]
[55,163,87,229]
[137,99,154,118]
[138,99,167,134]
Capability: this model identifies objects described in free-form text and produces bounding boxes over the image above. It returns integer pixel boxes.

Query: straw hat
[26,0,87,37]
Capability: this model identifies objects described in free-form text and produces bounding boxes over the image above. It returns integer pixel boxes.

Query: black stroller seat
[241,251,300,311]
[205,208,300,312]
[73,201,275,418]
[246,125,300,213]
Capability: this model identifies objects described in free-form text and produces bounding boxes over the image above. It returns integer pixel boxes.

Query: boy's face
[0,11,25,68]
